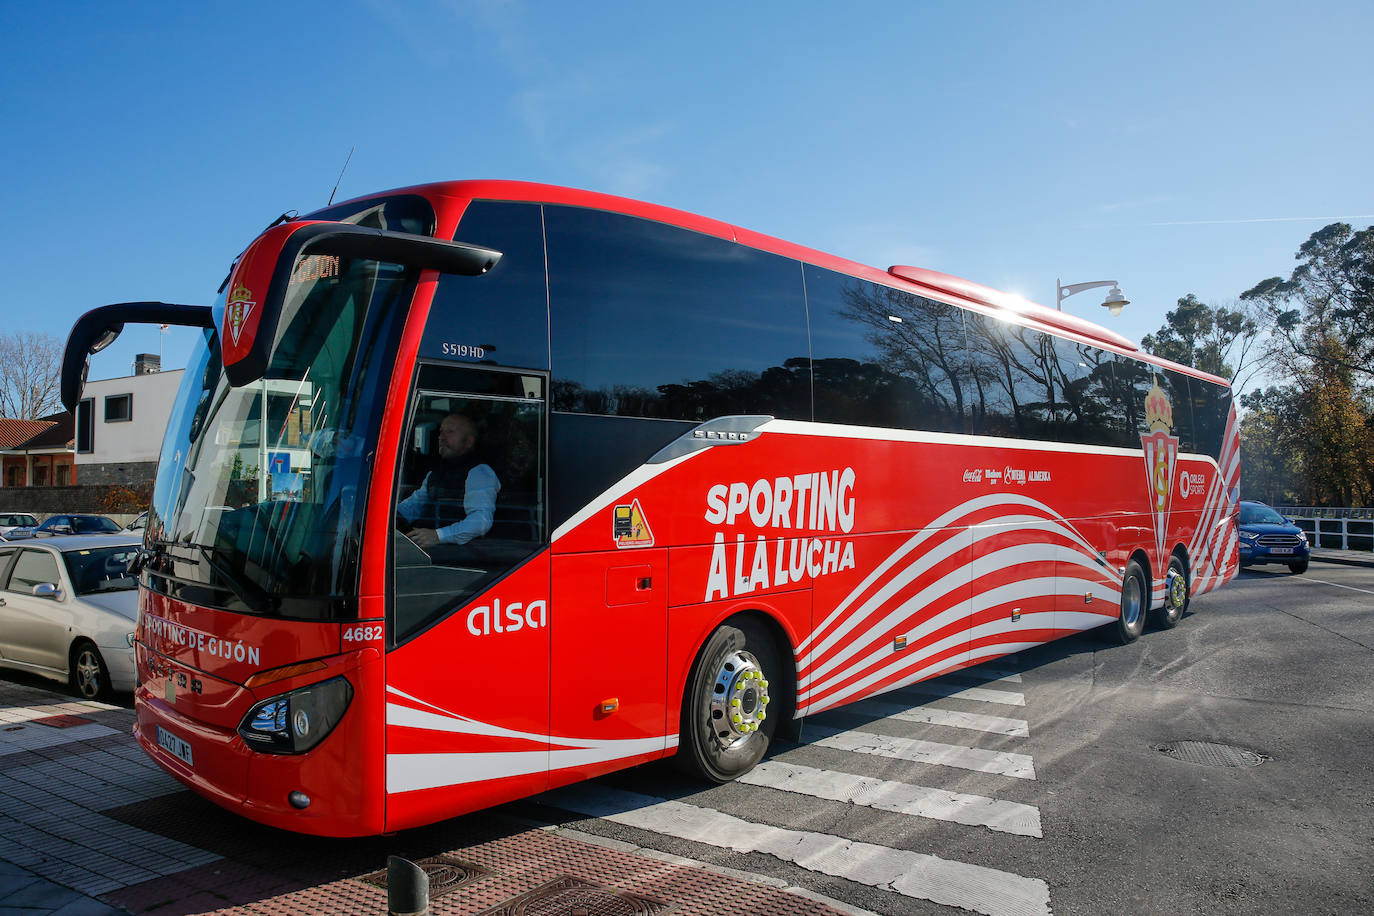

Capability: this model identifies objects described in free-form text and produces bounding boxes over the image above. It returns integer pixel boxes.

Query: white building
[74,355,183,487]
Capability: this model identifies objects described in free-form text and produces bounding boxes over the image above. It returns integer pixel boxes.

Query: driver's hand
[407,528,440,548]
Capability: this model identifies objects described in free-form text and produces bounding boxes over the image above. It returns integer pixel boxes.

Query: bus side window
[806,265,973,434]
[391,366,547,644]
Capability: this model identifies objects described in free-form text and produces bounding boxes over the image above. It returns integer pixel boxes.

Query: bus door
[384,363,550,823]
[549,521,669,788]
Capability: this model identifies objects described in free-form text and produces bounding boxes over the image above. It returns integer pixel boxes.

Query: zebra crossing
[542,662,1053,916]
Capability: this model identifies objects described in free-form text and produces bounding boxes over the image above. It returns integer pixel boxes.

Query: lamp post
[1056,278,1129,317]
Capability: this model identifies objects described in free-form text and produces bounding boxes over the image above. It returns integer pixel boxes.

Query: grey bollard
[387,856,429,916]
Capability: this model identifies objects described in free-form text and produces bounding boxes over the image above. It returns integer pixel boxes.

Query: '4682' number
[343,625,383,643]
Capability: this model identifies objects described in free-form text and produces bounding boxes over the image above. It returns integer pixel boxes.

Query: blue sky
[3,1,1370,392]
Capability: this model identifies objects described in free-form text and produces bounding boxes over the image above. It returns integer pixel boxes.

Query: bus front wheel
[1111,561,1148,645]
[677,618,780,783]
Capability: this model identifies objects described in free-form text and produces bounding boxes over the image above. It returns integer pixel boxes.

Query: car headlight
[238,676,353,755]
[1239,533,1257,544]
[1297,530,1308,544]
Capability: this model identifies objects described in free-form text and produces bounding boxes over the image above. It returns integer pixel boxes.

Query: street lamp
[1056,278,1129,317]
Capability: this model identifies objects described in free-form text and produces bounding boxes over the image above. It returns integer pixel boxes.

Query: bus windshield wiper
[192,543,275,614]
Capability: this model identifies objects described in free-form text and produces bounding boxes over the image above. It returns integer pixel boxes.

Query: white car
[0,534,141,698]
[0,513,40,540]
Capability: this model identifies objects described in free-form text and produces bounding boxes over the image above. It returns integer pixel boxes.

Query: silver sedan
[0,534,141,699]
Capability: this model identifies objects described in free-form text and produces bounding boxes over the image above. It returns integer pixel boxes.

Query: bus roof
[325,179,1230,388]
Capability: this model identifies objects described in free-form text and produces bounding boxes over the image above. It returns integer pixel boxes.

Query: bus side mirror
[61,303,215,413]
[221,221,501,388]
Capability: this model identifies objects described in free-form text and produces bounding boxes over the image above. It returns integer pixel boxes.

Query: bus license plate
[156,726,193,766]
[1269,547,1294,555]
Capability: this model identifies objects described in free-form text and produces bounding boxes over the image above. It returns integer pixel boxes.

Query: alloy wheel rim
[708,650,770,749]
[76,651,101,698]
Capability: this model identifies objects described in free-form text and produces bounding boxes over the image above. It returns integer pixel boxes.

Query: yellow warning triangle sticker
[613,498,655,548]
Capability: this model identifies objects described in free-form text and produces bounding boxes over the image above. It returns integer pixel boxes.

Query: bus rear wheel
[677,618,780,783]
[1110,561,1148,645]
[1154,554,1189,629]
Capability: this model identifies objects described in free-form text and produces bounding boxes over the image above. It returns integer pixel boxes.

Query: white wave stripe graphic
[800,493,1098,658]
[388,735,674,794]
[542,784,1052,915]
[799,573,1047,708]
[385,687,677,793]
[801,549,1120,711]
[803,516,1116,694]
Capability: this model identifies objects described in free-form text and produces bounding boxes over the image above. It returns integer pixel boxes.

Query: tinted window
[1163,370,1197,454]
[963,314,1062,440]
[547,207,810,421]
[1190,377,1232,460]
[1108,356,1154,447]
[424,201,550,370]
[1055,341,1119,447]
[305,194,436,236]
[10,550,60,592]
[806,266,972,433]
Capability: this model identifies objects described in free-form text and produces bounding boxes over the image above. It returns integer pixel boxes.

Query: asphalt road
[524,564,1374,915]
[4,563,1370,915]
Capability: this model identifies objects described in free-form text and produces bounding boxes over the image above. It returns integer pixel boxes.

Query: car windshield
[71,517,122,534]
[1239,504,1287,525]
[63,546,140,594]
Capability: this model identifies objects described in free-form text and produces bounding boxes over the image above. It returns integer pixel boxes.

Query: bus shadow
[101,789,545,914]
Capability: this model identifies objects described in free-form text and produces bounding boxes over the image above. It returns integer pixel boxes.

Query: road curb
[1311,552,1374,568]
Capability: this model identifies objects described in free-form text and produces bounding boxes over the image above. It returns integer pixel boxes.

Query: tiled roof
[20,412,74,450]
[0,418,55,449]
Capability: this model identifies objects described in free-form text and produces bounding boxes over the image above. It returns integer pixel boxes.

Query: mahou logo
[1140,377,1178,563]
[225,283,256,347]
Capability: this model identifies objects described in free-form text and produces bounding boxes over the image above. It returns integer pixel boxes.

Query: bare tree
[0,331,64,419]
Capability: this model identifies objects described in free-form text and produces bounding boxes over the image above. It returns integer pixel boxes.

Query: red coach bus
[61,180,1239,836]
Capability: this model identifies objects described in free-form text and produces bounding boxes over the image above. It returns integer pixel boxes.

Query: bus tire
[676,618,780,784]
[1110,561,1148,645]
[71,640,110,701]
[1154,554,1189,629]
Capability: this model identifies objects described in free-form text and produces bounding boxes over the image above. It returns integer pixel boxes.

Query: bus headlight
[238,676,353,754]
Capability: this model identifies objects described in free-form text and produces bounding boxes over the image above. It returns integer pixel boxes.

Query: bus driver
[397,413,501,551]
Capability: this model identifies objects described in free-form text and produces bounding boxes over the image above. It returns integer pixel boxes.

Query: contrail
[1150,215,1374,226]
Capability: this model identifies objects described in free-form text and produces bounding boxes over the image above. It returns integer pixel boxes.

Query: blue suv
[1238,501,1310,574]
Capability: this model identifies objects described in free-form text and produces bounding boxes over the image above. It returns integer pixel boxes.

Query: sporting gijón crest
[1141,377,1178,564]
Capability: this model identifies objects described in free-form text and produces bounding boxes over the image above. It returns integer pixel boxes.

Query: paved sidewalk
[1310,547,1374,567]
[0,677,852,916]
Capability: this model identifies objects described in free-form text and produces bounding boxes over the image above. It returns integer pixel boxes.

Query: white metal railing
[1280,507,1374,552]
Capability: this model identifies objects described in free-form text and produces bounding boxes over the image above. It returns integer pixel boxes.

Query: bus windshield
[147,253,414,619]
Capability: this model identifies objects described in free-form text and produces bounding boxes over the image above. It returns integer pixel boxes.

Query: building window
[77,398,94,453]
[35,465,49,486]
[105,393,133,423]
[5,467,21,487]
[56,465,70,486]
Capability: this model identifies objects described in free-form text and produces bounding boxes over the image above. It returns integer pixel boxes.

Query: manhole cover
[1154,740,1268,767]
[357,855,492,898]
[479,875,670,916]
